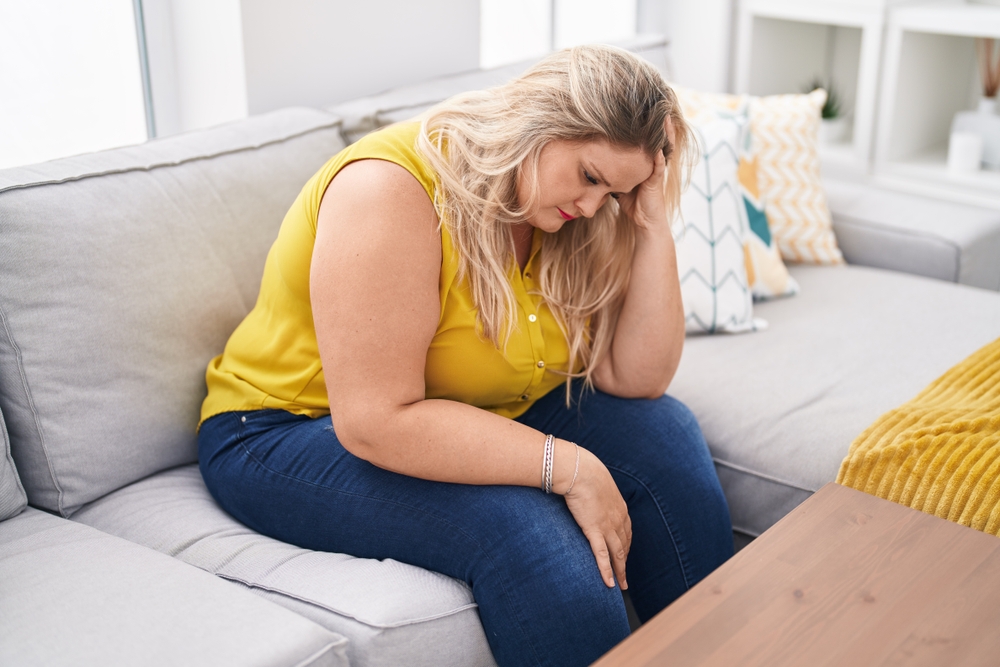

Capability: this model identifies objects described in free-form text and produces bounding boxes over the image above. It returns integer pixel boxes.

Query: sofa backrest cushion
[328,34,671,144]
[0,108,346,516]
[0,405,27,522]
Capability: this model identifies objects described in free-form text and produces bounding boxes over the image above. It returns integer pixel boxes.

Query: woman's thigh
[516,383,734,620]
[199,409,629,667]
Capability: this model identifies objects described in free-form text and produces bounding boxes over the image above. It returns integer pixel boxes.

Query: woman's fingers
[606,530,629,590]
[584,526,629,589]
[563,448,632,589]
[585,531,616,588]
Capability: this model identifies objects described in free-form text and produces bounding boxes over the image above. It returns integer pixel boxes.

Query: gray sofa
[3,37,1000,666]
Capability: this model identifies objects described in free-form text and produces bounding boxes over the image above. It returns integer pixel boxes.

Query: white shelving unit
[875,2,1000,207]
[734,0,905,177]
[734,0,1000,208]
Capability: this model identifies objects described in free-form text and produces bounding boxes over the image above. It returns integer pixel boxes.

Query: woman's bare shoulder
[322,158,438,229]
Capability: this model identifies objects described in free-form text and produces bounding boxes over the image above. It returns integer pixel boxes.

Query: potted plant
[805,78,848,146]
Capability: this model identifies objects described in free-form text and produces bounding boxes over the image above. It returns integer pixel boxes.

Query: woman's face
[517,139,654,233]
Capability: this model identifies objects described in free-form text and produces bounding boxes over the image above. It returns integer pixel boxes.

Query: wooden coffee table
[594,483,1000,666]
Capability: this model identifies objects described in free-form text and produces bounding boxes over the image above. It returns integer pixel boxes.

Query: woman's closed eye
[585,169,620,200]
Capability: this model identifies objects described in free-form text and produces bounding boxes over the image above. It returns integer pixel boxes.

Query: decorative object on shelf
[806,78,849,146]
[948,132,985,175]
[950,38,1000,170]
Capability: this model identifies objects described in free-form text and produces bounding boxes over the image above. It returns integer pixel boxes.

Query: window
[0,0,148,169]
[480,0,637,69]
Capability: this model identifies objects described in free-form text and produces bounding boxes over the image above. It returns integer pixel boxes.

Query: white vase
[951,97,1000,170]
[818,117,850,146]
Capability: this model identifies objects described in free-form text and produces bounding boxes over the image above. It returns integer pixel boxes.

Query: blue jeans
[199,384,733,667]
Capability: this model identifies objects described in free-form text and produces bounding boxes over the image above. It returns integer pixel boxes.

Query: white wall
[554,0,636,49]
[142,0,248,137]
[239,0,480,113]
[656,0,735,92]
[481,0,551,68]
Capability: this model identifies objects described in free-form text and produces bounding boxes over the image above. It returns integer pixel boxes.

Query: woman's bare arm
[311,159,631,588]
[590,149,686,399]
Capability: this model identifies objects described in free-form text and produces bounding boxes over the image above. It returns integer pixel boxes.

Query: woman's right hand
[556,442,632,589]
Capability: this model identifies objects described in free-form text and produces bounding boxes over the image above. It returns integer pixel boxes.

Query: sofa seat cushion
[670,265,1000,538]
[0,107,346,516]
[0,507,347,667]
[825,179,1000,291]
[72,465,496,667]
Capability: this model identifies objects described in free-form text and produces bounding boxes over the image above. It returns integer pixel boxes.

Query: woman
[199,45,733,666]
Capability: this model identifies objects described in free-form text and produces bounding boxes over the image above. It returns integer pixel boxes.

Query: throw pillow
[675,86,844,266]
[676,113,766,334]
[751,90,843,265]
[739,152,800,299]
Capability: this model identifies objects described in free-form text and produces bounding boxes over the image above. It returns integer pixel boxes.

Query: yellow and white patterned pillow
[751,90,842,265]
[739,152,799,299]
[675,86,843,266]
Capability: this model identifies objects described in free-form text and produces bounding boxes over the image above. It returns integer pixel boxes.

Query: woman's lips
[557,207,575,221]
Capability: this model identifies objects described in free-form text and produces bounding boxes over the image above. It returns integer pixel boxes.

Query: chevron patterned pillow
[675,113,766,334]
[750,90,843,265]
[675,86,844,266]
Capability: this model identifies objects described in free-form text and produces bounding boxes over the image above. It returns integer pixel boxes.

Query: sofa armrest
[825,179,1000,291]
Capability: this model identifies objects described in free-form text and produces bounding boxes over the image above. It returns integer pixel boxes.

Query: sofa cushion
[327,34,671,144]
[825,180,1000,291]
[670,265,1000,538]
[0,108,346,516]
[71,465,497,667]
[0,507,348,667]
[676,88,843,265]
[0,405,26,522]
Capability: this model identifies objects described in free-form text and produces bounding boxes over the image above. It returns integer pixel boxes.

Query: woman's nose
[576,192,606,218]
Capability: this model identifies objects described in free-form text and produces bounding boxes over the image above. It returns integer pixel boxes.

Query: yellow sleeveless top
[201,121,574,424]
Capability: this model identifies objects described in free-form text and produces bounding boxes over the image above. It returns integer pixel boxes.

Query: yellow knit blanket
[837,337,1000,536]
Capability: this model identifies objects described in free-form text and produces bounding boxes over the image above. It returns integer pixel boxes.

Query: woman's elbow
[328,404,385,463]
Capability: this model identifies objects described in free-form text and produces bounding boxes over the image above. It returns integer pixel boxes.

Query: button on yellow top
[201,121,577,425]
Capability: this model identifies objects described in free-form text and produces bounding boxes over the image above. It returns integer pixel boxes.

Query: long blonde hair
[417,44,695,400]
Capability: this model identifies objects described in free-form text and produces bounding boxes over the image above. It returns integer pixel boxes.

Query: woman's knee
[468,490,630,663]
[468,487,627,614]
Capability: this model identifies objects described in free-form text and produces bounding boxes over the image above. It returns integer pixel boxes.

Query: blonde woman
[199,45,733,666]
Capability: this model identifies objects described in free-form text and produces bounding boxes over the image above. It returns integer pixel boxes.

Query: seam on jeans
[605,463,693,591]
[234,436,544,661]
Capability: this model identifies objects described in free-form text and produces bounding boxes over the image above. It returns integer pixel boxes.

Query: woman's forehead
[547,139,653,189]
